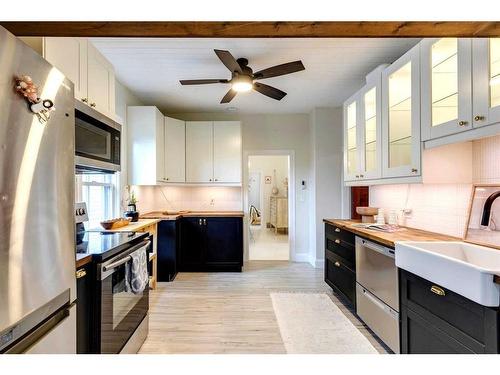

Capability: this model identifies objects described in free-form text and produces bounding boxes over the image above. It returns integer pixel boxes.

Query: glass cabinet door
[343,95,360,181]
[421,38,472,141]
[472,38,500,127]
[382,44,421,178]
[359,85,382,180]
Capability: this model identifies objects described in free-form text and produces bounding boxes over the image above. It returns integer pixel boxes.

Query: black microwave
[75,100,121,173]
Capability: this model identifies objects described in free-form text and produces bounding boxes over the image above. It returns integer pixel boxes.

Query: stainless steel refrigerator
[0,26,77,353]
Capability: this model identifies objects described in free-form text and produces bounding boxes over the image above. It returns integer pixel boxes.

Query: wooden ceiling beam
[1,21,500,38]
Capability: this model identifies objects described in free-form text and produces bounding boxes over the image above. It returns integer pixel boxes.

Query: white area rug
[270,292,378,354]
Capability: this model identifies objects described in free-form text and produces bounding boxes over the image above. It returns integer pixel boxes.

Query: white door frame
[243,150,296,262]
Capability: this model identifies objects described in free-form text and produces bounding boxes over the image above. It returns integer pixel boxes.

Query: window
[75,173,118,229]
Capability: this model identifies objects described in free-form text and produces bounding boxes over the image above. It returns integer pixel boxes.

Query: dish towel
[125,247,149,294]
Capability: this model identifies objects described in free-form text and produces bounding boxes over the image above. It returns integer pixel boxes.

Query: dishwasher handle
[360,286,399,319]
[358,238,395,258]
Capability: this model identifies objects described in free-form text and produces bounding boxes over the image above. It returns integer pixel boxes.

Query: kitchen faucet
[481,190,500,229]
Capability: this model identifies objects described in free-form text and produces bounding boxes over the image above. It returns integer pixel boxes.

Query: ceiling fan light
[232,81,252,92]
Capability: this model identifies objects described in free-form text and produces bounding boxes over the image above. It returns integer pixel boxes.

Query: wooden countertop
[323,219,460,248]
[76,254,92,268]
[140,211,245,220]
[87,218,161,233]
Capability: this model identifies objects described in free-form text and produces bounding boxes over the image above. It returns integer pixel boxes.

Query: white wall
[370,134,500,238]
[248,155,289,226]
[115,80,144,211]
[169,112,312,259]
[309,107,345,267]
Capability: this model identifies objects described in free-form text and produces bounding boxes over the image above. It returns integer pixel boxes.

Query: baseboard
[293,253,310,262]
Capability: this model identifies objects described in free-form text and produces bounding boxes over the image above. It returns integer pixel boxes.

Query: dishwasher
[355,236,400,353]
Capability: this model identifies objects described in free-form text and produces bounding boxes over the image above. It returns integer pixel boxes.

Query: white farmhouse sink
[395,241,500,307]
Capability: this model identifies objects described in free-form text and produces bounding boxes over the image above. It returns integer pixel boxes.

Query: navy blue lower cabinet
[400,269,500,354]
[178,216,243,272]
[157,220,179,282]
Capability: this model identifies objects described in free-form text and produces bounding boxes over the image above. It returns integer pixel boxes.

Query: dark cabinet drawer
[325,236,355,267]
[400,270,499,354]
[325,223,355,246]
[325,250,356,307]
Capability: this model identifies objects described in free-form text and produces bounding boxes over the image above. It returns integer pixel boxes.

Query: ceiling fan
[179,49,305,103]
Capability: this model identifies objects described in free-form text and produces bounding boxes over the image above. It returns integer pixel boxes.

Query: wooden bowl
[356,207,378,216]
[100,217,131,230]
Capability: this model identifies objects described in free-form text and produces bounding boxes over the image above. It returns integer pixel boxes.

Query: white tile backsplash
[132,185,243,213]
[370,135,500,238]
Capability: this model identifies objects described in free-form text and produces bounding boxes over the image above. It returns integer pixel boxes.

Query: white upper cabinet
[87,42,116,118]
[164,116,186,183]
[44,37,88,101]
[381,44,421,179]
[343,67,383,184]
[127,106,165,185]
[213,121,242,183]
[472,38,500,128]
[22,37,116,119]
[421,38,472,140]
[186,121,214,183]
[343,92,360,181]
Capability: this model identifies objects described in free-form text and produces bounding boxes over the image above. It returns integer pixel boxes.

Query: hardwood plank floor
[139,261,390,354]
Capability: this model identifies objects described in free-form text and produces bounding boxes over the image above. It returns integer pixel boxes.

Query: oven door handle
[101,240,151,273]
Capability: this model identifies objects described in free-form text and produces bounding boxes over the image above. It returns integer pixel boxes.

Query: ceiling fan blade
[214,50,242,74]
[253,60,305,80]
[180,79,228,85]
[220,89,237,104]
[253,82,287,101]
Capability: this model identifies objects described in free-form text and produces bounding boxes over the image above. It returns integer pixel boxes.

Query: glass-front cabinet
[343,93,360,181]
[381,44,421,179]
[343,69,383,183]
[472,38,500,127]
[421,38,472,140]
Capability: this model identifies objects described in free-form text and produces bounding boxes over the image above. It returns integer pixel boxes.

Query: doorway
[246,154,291,260]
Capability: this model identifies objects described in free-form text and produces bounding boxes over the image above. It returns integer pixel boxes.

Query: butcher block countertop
[87,218,161,233]
[140,211,245,220]
[76,254,92,268]
[323,219,460,248]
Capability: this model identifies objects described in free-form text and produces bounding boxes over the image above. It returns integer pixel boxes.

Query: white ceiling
[91,38,420,114]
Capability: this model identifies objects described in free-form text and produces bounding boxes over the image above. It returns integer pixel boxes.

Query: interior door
[472,38,500,128]
[421,38,472,140]
[164,116,186,182]
[44,37,88,101]
[185,121,213,182]
[213,121,242,183]
[381,45,421,178]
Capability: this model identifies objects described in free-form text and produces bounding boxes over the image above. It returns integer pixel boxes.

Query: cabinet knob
[81,98,88,103]
[458,120,468,127]
[411,168,418,173]
[474,115,485,122]
[199,219,202,225]
[76,269,86,279]
[355,175,360,178]
[334,239,341,244]
[359,174,364,178]
[214,178,218,181]
[334,228,340,233]
[209,179,212,182]
[90,102,96,108]
[334,261,341,267]
[203,219,207,225]
[166,177,169,181]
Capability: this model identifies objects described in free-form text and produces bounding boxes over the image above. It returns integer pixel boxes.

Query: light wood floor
[139,261,390,354]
